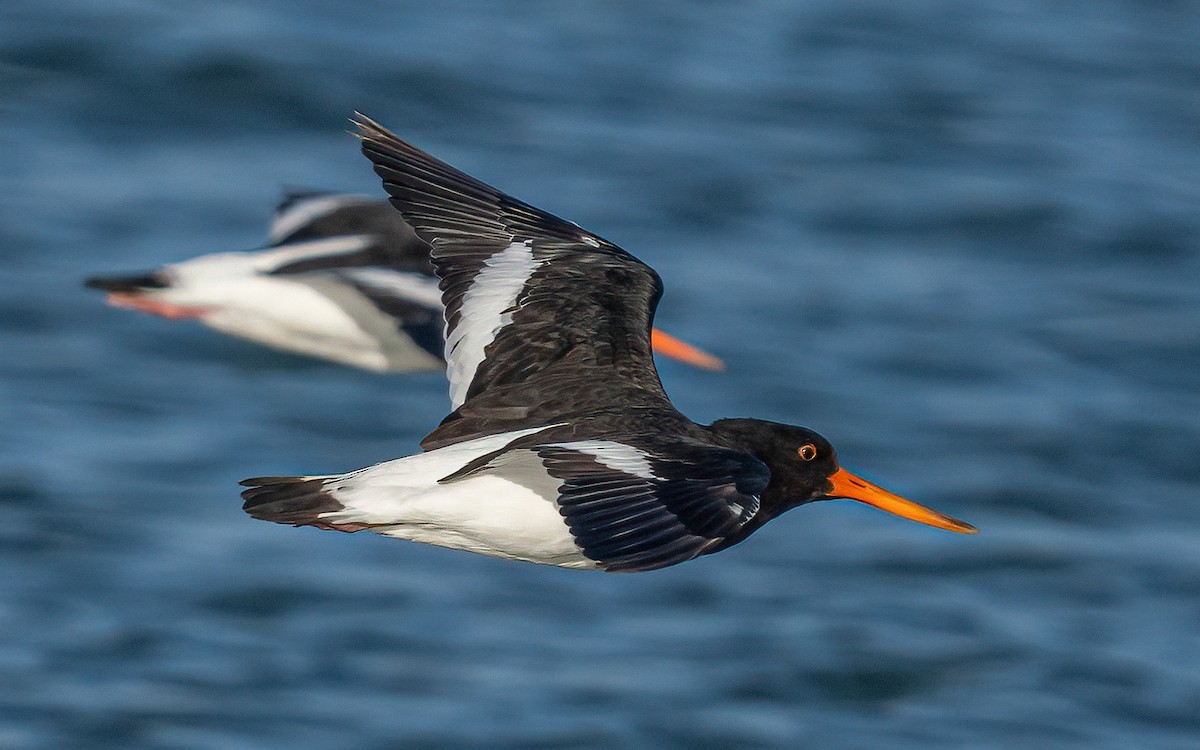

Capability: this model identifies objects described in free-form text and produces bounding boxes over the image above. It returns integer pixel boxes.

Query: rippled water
[3,1,1199,748]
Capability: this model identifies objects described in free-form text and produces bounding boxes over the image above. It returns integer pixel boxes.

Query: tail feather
[241,475,368,532]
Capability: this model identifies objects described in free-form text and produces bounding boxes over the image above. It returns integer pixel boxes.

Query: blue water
[3,1,1199,748]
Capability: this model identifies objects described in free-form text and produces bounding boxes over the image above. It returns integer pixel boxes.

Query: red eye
[798,444,818,461]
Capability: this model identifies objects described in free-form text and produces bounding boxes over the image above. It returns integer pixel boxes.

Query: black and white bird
[85,192,723,374]
[241,116,976,572]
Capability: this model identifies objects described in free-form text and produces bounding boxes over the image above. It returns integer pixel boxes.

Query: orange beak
[650,329,725,371]
[826,468,977,534]
[106,292,210,320]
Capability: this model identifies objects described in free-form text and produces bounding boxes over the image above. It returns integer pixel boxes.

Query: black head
[708,419,837,507]
[708,418,976,533]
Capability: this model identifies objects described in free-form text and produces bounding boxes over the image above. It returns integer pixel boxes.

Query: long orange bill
[650,329,725,371]
[106,292,210,320]
[826,468,977,534]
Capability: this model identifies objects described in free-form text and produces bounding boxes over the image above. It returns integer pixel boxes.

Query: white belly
[318,429,596,569]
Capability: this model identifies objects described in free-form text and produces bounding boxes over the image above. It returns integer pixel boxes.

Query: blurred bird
[241,116,976,572]
[85,192,724,373]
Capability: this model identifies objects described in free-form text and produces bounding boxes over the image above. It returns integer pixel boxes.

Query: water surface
[2,2,1198,748]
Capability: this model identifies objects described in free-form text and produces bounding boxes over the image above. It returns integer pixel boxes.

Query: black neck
[703,418,801,550]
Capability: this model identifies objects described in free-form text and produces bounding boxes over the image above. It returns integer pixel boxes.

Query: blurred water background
[2,1,1199,748]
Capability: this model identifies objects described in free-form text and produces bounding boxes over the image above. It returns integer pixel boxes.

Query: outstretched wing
[443,436,769,572]
[355,115,672,448]
[268,190,435,275]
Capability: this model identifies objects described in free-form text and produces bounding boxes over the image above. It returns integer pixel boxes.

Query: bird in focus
[85,191,724,373]
[241,115,977,572]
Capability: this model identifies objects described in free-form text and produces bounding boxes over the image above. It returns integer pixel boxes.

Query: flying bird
[241,116,976,572]
[85,192,723,373]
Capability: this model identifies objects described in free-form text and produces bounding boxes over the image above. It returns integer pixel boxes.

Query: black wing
[354,115,673,448]
[443,436,769,572]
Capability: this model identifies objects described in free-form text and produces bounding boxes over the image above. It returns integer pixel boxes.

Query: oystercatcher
[85,192,722,373]
[241,116,976,572]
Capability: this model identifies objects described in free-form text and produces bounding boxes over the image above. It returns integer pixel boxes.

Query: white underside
[316,427,596,569]
[147,255,443,371]
[191,277,407,371]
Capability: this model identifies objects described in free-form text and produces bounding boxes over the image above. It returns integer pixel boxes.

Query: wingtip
[347,111,374,141]
[349,112,392,143]
[346,112,367,141]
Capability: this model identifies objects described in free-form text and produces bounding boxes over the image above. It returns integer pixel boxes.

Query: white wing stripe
[445,241,542,409]
[547,440,660,481]
[251,235,374,273]
[268,194,367,244]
